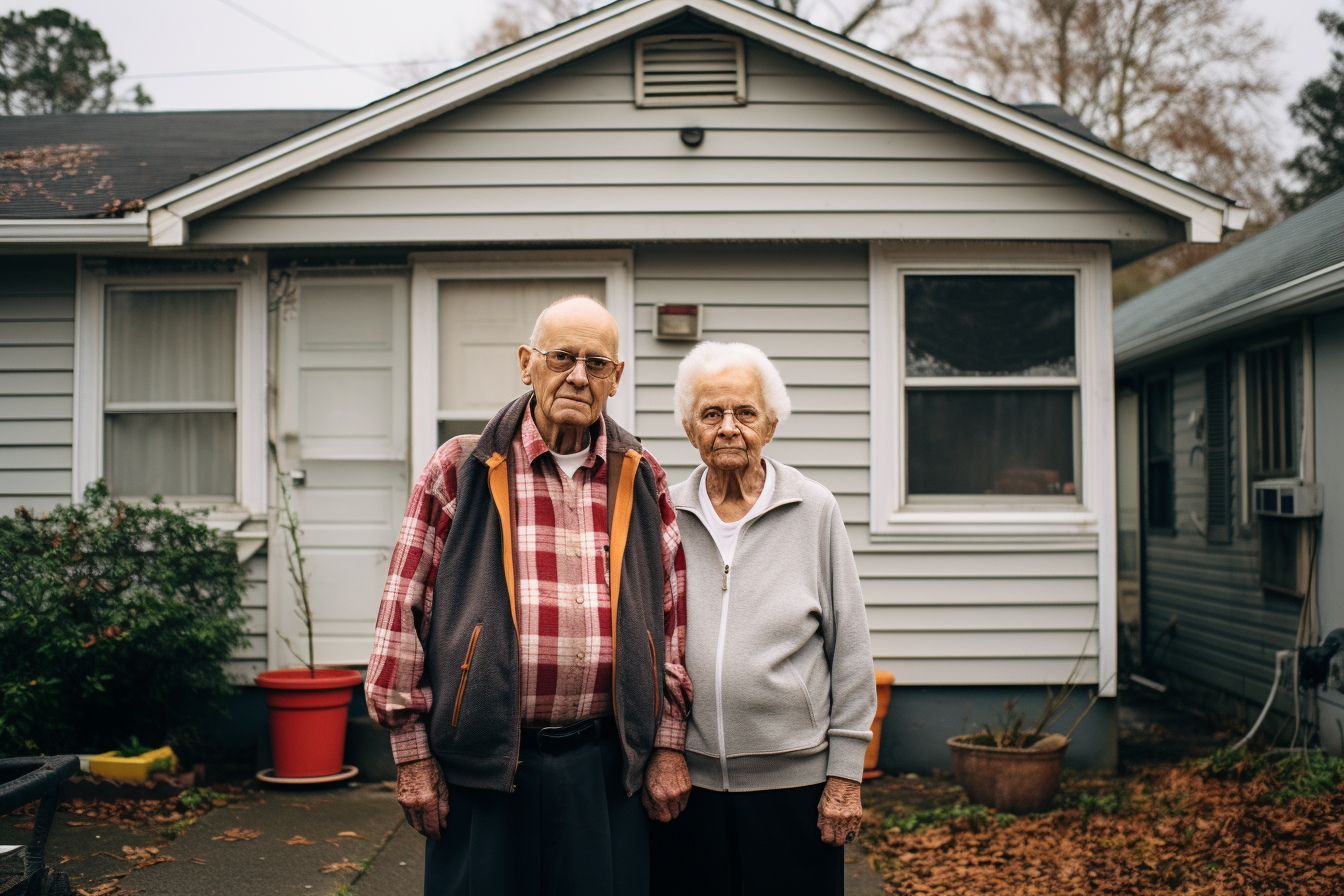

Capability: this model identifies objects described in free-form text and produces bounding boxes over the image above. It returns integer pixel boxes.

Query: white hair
[674,341,791,429]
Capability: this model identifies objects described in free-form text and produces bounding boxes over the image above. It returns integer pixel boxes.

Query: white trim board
[0,215,149,244]
[72,255,269,516]
[408,250,636,474]
[143,0,1237,247]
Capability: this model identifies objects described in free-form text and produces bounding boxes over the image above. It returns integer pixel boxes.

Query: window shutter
[1206,358,1232,543]
[634,34,746,107]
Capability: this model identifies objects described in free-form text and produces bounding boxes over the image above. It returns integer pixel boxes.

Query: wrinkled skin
[816,776,863,846]
[397,756,451,839]
[642,747,692,822]
[518,296,624,453]
[684,366,778,522]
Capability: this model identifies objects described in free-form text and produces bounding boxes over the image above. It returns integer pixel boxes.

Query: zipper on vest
[451,624,483,727]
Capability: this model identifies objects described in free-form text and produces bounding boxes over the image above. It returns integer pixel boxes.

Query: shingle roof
[1114,188,1344,363]
[1015,104,1106,146]
[0,110,343,218]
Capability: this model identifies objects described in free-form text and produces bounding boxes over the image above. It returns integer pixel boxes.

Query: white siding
[225,550,269,683]
[193,39,1177,247]
[0,257,76,515]
[634,245,1100,686]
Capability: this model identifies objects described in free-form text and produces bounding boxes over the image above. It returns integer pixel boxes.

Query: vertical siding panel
[0,257,76,515]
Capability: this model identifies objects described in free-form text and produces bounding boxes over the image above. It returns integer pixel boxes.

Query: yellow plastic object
[88,746,177,782]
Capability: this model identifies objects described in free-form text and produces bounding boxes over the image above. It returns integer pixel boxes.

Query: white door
[436,278,606,444]
[275,276,409,667]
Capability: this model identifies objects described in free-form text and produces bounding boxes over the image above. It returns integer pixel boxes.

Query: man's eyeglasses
[530,347,618,379]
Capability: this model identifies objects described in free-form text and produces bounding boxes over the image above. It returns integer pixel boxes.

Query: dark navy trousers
[423,724,649,896]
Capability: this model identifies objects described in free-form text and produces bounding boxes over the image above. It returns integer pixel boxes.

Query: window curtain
[104,288,237,498]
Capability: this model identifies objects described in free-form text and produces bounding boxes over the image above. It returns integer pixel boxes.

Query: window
[1205,359,1232,543]
[1247,343,1296,479]
[903,274,1079,500]
[869,243,1109,537]
[409,251,634,474]
[75,259,266,515]
[1144,374,1174,531]
[436,278,607,446]
[104,288,237,500]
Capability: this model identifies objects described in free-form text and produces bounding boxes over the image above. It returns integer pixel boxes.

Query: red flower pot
[255,668,364,779]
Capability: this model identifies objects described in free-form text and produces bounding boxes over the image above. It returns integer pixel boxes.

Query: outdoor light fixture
[654,304,703,340]
[680,127,704,147]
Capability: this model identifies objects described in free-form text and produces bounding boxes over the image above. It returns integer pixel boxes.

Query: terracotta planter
[946,734,1068,814]
[255,668,363,779]
[863,670,896,780]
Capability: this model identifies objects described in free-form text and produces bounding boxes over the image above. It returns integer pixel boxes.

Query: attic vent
[635,34,746,108]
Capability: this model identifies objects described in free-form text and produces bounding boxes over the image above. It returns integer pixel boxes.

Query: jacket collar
[671,457,804,517]
[471,391,642,466]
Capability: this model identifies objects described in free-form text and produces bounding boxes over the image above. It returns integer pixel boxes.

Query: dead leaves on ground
[211,828,261,842]
[865,767,1344,895]
[320,861,362,874]
[284,835,316,845]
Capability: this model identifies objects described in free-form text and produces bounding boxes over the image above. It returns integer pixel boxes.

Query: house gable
[191,36,1181,256]
[147,0,1237,251]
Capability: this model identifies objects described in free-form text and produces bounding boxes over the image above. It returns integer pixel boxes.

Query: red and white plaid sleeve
[645,450,692,751]
[365,438,461,765]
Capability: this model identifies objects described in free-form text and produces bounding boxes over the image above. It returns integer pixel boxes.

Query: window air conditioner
[1253,479,1324,518]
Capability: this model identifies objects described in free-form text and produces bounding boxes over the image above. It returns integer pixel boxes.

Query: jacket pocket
[786,658,818,729]
[451,624,483,727]
[647,630,661,722]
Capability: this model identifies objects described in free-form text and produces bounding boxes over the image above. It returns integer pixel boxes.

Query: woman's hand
[642,747,692,822]
[816,775,862,846]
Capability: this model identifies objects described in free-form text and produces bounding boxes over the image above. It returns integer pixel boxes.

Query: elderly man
[367,296,692,896]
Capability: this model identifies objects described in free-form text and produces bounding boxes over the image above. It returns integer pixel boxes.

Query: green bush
[0,481,249,756]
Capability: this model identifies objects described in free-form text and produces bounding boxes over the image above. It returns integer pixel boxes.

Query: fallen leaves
[120,845,172,869]
[76,884,120,896]
[284,835,316,846]
[335,831,366,839]
[862,765,1344,896]
[211,828,261,842]
[320,861,362,874]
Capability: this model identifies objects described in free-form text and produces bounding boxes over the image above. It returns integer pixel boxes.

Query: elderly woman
[649,342,877,896]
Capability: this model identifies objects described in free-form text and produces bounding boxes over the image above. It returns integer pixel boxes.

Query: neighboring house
[1,0,1244,771]
[1114,188,1344,754]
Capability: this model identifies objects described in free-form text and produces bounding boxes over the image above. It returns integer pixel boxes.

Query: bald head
[530,295,619,359]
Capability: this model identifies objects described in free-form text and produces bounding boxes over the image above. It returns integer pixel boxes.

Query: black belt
[519,717,613,752]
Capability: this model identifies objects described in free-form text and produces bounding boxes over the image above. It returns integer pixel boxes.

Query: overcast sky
[8,0,1339,159]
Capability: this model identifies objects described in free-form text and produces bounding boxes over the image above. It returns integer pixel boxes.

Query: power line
[118,59,462,81]
[212,0,391,86]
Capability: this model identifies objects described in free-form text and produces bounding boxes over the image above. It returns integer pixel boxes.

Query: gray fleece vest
[424,392,667,794]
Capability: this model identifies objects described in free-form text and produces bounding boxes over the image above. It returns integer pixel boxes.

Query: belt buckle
[536,720,594,749]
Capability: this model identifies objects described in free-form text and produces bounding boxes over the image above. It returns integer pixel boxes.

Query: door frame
[408,250,635,473]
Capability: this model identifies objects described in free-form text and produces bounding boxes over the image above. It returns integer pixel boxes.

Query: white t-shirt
[698,461,776,566]
[550,447,589,479]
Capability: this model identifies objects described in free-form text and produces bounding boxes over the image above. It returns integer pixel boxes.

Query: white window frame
[407,250,635,474]
[869,241,1114,539]
[73,254,269,518]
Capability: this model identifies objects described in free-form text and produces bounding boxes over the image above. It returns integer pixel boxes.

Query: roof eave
[144,0,1238,248]
[0,214,149,244]
[1115,260,1344,371]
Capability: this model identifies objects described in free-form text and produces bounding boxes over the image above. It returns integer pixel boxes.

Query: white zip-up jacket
[671,459,878,791]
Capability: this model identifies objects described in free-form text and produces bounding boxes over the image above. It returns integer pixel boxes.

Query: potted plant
[254,457,362,781]
[89,736,178,783]
[946,658,1109,814]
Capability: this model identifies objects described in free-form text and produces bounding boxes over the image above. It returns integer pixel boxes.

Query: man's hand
[396,756,450,839]
[816,776,862,846]
[641,748,691,823]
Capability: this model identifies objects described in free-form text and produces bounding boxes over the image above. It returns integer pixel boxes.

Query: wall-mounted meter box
[1253,478,1324,518]
[654,304,703,341]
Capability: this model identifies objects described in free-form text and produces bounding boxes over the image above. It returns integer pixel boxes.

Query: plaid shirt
[367,405,690,765]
